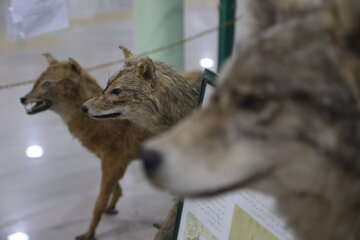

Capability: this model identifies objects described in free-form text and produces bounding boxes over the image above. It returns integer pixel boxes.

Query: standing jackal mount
[20,54,152,240]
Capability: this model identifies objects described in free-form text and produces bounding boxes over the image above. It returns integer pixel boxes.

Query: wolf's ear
[247,0,329,35]
[42,53,58,65]
[324,0,360,54]
[119,45,134,62]
[137,57,157,88]
[68,58,83,75]
[246,0,276,34]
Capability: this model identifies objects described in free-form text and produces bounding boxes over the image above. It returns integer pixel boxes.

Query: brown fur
[140,0,360,239]
[83,46,199,134]
[21,55,152,240]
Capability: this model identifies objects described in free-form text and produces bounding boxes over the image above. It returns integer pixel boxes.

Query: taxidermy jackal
[82,46,199,134]
[140,0,360,239]
[82,46,201,240]
[20,54,152,240]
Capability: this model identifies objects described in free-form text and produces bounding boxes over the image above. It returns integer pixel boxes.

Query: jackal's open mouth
[24,100,52,114]
[92,112,122,119]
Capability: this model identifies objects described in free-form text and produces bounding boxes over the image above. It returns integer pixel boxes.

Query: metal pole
[218,0,236,71]
[134,0,184,71]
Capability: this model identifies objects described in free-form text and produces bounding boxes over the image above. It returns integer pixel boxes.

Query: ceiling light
[199,58,214,68]
[7,232,29,240]
[26,145,43,158]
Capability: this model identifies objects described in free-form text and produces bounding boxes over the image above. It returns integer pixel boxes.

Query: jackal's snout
[20,92,52,115]
[20,97,26,104]
[139,146,163,177]
[81,104,89,113]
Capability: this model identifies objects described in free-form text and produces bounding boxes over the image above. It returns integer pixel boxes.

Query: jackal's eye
[42,81,51,88]
[238,95,266,111]
[110,88,122,95]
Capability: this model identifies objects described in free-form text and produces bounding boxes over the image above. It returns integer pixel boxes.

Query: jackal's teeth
[25,101,40,112]
[24,100,51,114]
[25,102,34,111]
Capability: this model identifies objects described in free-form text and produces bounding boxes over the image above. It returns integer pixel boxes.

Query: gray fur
[141,0,360,239]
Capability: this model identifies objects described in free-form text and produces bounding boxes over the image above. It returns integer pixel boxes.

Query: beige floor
[0,1,248,240]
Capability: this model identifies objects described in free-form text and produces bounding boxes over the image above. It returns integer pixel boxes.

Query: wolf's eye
[42,81,51,88]
[111,88,122,95]
[238,95,266,111]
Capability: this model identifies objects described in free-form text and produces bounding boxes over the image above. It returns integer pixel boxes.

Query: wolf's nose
[81,104,89,113]
[139,147,163,177]
[20,97,26,104]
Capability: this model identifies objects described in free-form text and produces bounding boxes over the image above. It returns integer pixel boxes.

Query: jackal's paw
[75,233,96,240]
[104,208,118,215]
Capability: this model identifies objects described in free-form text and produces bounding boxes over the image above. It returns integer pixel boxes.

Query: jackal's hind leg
[75,175,117,240]
[104,183,122,215]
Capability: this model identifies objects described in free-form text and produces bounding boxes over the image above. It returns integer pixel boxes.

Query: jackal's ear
[42,53,58,65]
[324,0,360,54]
[137,57,157,88]
[68,58,83,75]
[119,45,134,62]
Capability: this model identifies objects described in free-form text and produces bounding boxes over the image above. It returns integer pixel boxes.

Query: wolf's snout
[139,147,163,177]
[20,97,26,104]
[82,104,89,113]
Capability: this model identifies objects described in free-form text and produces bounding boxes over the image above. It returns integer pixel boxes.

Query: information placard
[176,190,296,240]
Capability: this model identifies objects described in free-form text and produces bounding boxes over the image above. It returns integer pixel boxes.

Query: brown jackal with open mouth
[21,55,152,240]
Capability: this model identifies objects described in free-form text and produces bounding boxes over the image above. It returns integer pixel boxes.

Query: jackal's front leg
[75,175,118,240]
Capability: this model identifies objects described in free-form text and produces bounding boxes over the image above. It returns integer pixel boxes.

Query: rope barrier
[0,16,241,91]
